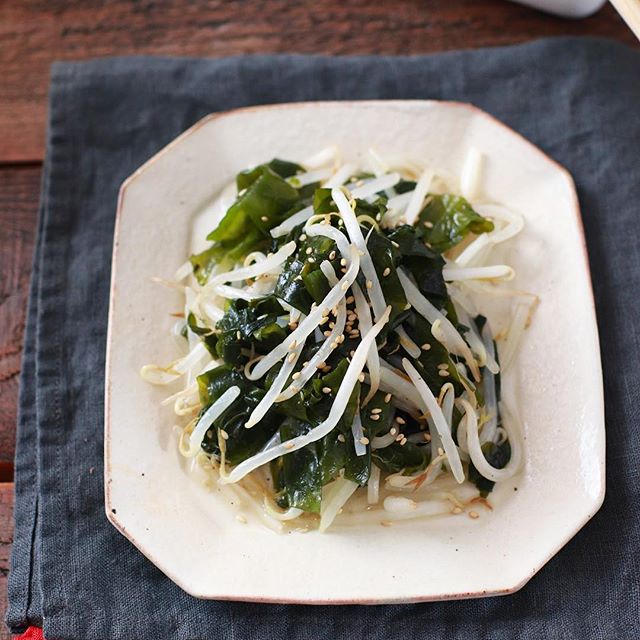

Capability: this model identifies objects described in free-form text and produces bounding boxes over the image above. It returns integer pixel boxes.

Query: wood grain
[0,0,636,162]
[0,485,14,640]
[0,167,40,472]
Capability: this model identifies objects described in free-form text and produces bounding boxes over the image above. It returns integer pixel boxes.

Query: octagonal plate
[105,101,604,603]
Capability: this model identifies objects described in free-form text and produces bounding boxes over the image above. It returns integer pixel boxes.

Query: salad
[142,146,536,532]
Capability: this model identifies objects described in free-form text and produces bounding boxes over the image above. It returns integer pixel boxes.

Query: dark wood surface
[0,1,635,636]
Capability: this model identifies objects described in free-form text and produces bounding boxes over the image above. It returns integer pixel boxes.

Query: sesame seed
[404,303,411,310]
[329,322,335,329]
[358,373,365,383]
[299,234,307,241]
[425,242,433,249]
[337,434,346,443]
[437,447,444,456]
[395,434,404,442]
[316,361,326,369]
[366,280,373,289]
[303,361,309,367]
[369,414,380,421]
[395,416,406,425]
[423,220,434,229]
[348,313,357,321]
[332,306,339,315]
[390,427,398,435]
[337,334,345,344]
[236,331,241,340]
[322,387,332,394]
[400,437,408,446]
[308,257,316,264]
[346,296,355,304]
[324,330,331,337]
[306,247,313,255]
[383,267,391,277]
[292,372,301,380]
[391,241,400,248]
[288,322,298,330]
[288,353,296,363]
[381,520,393,527]
[284,442,295,450]
[423,432,431,442]
[384,393,392,403]
[340,258,347,266]
[452,507,463,515]
[319,316,329,325]
[438,362,448,369]
[360,437,370,445]
[371,408,382,414]
[469,511,479,520]
[421,343,431,351]
[288,340,297,351]
[260,216,269,222]
[220,430,229,440]
[438,369,450,377]
[329,251,336,260]
[341,282,349,291]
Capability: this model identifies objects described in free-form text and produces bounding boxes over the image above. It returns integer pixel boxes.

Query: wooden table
[0,0,635,635]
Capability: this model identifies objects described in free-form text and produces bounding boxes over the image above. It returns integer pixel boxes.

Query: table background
[0,0,636,635]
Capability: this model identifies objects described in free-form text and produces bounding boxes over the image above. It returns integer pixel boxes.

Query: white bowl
[105,101,604,603]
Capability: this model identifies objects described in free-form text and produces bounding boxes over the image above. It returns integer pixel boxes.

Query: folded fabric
[7,37,640,640]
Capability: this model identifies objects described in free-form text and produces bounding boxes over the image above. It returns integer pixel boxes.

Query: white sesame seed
[469,511,479,520]
[371,408,382,414]
[322,387,332,394]
[337,434,346,443]
[318,316,329,325]
[366,280,373,289]
[292,372,301,380]
[261,216,269,222]
[395,433,404,442]
[346,296,355,304]
[284,442,295,450]
[400,437,408,446]
[395,416,406,425]
[220,430,229,440]
[383,267,391,277]
[288,340,297,351]
[452,506,463,515]
[358,373,365,383]
[384,393,392,403]
[299,234,307,241]
[330,341,338,349]
[341,282,349,291]
[437,447,444,456]
[308,257,316,264]
[421,343,431,351]
[359,437,370,445]
[306,247,313,255]
[236,331,241,340]
[329,251,336,260]
[369,414,380,421]
[340,258,347,266]
[391,241,400,248]
[324,330,331,337]
[423,220,434,229]
[438,370,450,377]
[404,303,411,310]
[288,352,296,363]
[423,432,431,442]
[390,427,398,436]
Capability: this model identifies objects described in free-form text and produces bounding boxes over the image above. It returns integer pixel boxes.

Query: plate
[105,101,604,602]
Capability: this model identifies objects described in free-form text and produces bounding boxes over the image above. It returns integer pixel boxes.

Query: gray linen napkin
[7,37,640,639]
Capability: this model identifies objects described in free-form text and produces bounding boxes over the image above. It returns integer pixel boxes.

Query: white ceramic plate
[105,101,604,603]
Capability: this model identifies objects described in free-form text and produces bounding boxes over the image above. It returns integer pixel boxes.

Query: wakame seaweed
[181,157,502,517]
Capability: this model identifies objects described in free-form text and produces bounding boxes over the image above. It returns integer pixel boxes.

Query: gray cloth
[7,37,640,639]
